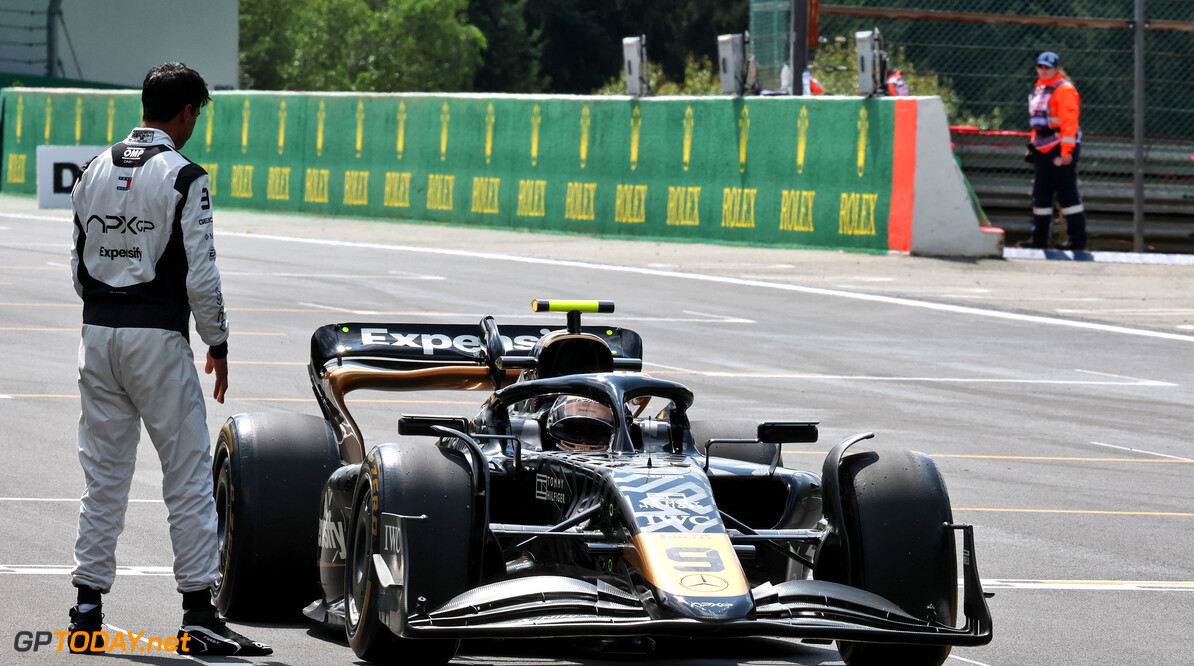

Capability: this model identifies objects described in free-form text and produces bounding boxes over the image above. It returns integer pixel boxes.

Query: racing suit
[70,127,227,594]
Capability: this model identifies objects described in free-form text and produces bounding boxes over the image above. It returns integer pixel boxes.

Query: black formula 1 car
[212,300,992,665]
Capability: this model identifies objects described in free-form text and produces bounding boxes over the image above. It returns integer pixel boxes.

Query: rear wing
[309,321,642,464]
[310,322,643,375]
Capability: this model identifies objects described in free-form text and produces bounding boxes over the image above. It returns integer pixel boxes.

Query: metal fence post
[46,0,61,78]
[1133,0,1146,253]
[790,0,809,95]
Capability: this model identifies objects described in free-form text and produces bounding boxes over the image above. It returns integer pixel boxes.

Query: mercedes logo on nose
[679,573,729,592]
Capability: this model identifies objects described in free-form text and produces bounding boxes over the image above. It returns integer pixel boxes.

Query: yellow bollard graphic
[530,104,541,166]
[485,103,495,164]
[278,101,287,155]
[682,106,694,171]
[396,102,406,160]
[355,99,365,158]
[205,100,213,152]
[579,106,590,169]
[797,106,809,175]
[440,102,451,162]
[629,105,641,171]
[241,99,251,154]
[316,100,326,157]
[856,107,868,177]
[737,105,750,174]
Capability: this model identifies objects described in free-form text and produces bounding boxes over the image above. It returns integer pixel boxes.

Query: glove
[1024,142,1036,164]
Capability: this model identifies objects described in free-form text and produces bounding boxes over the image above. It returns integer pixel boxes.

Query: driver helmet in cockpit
[546,396,614,451]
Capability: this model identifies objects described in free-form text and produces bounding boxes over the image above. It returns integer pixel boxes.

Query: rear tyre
[212,413,339,619]
[344,442,474,664]
[829,448,957,666]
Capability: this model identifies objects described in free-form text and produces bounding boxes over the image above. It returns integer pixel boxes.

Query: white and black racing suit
[70,127,227,594]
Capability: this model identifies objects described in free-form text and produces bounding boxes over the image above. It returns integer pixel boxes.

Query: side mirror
[399,415,469,437]
[757,421,818,444]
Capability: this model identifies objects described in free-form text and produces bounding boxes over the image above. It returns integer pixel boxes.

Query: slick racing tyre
[213,413,339,620]
[344,442,475,664]
[827,447,957,666]
[690,418,784,467]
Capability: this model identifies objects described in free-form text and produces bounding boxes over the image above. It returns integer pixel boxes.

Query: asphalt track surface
[1,194,1191,665]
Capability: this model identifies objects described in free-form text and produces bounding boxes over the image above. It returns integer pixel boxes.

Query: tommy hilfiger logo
[117,176,132,191]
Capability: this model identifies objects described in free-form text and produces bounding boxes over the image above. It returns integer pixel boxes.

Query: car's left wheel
[344,442,475,664]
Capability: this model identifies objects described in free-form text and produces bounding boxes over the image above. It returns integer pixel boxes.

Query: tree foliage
[238,0,1004,131]
[240,0,486,92]
[468,0,549,93]
[524,0,748,94]
[594,55,723,96]
[810,40,1006,129]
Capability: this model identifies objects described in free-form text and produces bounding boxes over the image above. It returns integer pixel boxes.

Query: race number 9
[665,547,725,572]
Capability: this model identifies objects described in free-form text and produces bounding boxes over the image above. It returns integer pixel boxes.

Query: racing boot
[178,608,273,656]
[66,604,105,653]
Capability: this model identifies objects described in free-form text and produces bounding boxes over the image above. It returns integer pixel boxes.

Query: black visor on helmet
[547,396,614,450]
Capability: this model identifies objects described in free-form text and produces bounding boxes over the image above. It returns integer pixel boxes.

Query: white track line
[219,231,1194,344]
[0,564,172,575]
[0,497,164,503]
[1089,442,1193,462]
[979,579,1194,591]
[8,213,1194,343]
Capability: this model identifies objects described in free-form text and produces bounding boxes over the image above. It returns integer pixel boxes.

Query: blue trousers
[1031,144,1087,249]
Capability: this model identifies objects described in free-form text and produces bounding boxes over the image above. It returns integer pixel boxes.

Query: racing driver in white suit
[68,63,270,656]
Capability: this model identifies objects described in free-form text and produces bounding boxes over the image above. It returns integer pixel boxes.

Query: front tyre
[344,442,474,664]
[829,448,957,666]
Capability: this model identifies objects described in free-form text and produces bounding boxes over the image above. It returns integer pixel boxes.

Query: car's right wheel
[344,442,474,664]
[830,447,958,666]
[212,412,340,619]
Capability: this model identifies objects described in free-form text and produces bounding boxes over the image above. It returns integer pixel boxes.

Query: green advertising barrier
[2,88,895,251]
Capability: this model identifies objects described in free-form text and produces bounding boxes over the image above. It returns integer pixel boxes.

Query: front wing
[404,526,993,646]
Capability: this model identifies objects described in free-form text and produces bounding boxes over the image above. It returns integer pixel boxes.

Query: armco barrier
[0,88,1000,257]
